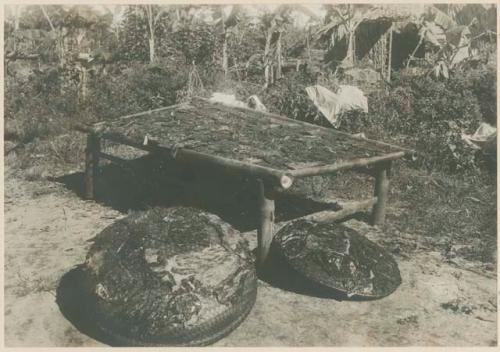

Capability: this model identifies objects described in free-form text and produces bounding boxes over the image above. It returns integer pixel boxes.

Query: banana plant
[258,5,293,87]
[143,5,168,63]
[211,5,242,77]
[409,5,492,79]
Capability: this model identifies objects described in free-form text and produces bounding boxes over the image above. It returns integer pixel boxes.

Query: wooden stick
[387,24,393,81]
[75,130,156,154]
[301,197,377,223]
[99,133,156,153]
[256,179,275,269]
[94,103,189,126]
[73,104,188,134]
[84,134,100,200]
[406,32,424,68]
[5,52,39,60]
[289,152,404,178]
[371,162,390,225]
[73,123,95,134]
[242,197,378,240]
[97,151,129,166]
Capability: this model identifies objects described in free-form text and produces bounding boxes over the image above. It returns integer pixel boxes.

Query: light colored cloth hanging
[305,84,368,127]
[461,122,496,154]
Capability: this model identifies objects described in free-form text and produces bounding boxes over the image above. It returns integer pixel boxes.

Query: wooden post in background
[371,161,391,225]
[256,179,275,270]
[84,133,100,200]
[387,24,393,81]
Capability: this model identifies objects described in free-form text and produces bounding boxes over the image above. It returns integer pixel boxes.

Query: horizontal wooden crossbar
[173,148,294,190]
[242,197,377,239]
[289,152,404,178]
[73,128,294,190]
[97,152,130,166]
[300,197,377,223]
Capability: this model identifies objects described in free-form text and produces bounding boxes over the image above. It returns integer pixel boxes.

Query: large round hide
[83,207,257,346]
[273,219,401,299]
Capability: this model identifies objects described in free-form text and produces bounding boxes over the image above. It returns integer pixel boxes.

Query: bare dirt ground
[4,160,497,347]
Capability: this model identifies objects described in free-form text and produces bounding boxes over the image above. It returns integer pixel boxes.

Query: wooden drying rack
[75,97,410,269]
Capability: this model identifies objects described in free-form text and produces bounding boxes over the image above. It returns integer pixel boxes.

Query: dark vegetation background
[4,4,497,265]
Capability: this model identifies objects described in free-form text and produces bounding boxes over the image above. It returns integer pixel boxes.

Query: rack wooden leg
[371,162,390,225]
[84,133,100,200]
[257,179,275,269]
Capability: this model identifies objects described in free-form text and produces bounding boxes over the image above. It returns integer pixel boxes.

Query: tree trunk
[222,33,228,77]
[276,31,282,80]
[12,5,20,52]
[221,11,229,78]
[40,5,64,66]
[79,66,88,102]
[146,5,155,64]
[13,5,20,31]
[387,24,393,81]
[60,35,66,66]
[263,27,273,88]
[149,35,155,63]
[306,28,312,64]
[345,31,355,67]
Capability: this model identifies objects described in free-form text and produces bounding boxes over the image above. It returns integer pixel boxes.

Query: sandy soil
[4,172,497,347]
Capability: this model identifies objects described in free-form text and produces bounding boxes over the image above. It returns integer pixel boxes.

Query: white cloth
[209,93,248,109]
[305,84,368,127]
[461,122,496,153]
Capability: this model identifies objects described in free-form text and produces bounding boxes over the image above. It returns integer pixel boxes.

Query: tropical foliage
[4,4,497,175]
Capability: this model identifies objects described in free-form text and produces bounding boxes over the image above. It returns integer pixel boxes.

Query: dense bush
[336,65,494,174]
[261,71,331,126]
[84,61,189,121]
[171,22,219,65]
[5,68,79,142]
[118,6,174,62]
[257,64,494,175]
[5,59,191,146]
[457,64,496,125]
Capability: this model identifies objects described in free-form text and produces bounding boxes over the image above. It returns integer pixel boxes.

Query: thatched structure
[318,4,496,77]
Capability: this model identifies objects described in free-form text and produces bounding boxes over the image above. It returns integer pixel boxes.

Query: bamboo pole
[306,27,312,64]
[387,24,393,81]
[289,152,404,178]
[301,197,377,223]
[84,134,100,200]
[406,33,425,68]
[97,151,130,166]
[72,104,188,135]
[93,102,189,126]
[371,162,391,225]
[74,129,156,153]
[174,148,294,190]
[256,179,275,269]
[263,26,274,88]
[242,197,378,239]
[276,31,282,79]
[74,127,294,190]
